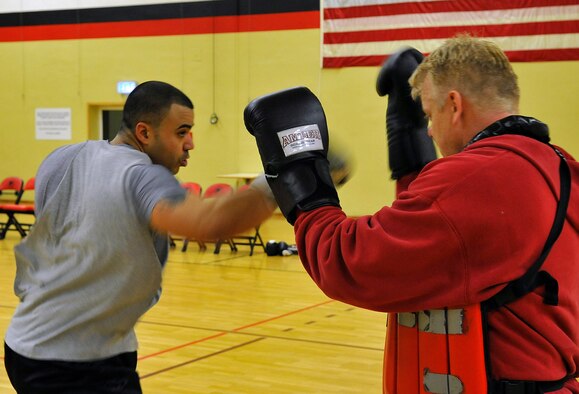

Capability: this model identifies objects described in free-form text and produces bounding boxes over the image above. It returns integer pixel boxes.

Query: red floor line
[140,337,265,379]
[232,299,334,332]
[138,331,227,360]
[138,299,335,361]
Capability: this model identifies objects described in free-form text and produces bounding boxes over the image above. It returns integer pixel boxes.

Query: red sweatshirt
[295,135,579,388]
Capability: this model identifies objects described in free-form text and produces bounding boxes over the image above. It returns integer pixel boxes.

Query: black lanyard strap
[484,146,571,310]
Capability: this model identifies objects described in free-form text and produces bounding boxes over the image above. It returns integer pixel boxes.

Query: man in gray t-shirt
[4,81,276,393]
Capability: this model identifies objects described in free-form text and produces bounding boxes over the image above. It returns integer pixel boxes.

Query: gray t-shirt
[5,140,186,360]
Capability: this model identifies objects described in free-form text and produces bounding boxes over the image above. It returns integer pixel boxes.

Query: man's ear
[448,90,463,124]
[134,122,151,145]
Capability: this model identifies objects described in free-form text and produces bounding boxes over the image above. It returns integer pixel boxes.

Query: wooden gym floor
[0,215,386,393]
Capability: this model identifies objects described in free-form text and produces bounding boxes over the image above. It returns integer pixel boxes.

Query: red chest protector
[383,117,573,394]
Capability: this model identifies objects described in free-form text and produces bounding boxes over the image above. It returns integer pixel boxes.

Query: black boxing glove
[245,87,339,225]
[376,47,437,179]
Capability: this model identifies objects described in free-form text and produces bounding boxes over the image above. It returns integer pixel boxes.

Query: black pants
[4,343,142,394]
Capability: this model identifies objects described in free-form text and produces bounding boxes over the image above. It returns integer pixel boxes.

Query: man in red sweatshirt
[245,35,578,393]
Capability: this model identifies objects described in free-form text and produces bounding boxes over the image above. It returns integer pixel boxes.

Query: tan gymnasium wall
[0,29,578,217]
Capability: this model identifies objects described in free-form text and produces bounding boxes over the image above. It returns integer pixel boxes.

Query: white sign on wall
[35,108,72,140]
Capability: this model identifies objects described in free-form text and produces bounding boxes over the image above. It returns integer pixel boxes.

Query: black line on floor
[234,330,383,352]
[139,320,383,352]
[165,254,305,273]
[140,337,266,379]
[166,253,248,265]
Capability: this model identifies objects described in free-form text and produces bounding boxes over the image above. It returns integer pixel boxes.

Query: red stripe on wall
[324,0,578,20]
[324,20,579,44]
[322,48,579,67]
[0,11,319,42]
[0,26,23,41]
[235,12,320,33]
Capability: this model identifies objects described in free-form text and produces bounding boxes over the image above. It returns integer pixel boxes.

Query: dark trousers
[4,343,142,394]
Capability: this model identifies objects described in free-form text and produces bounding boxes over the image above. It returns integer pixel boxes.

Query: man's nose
[185,131,194,150]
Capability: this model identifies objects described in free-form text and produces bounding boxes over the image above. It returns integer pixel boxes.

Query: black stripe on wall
[0,0,320,27]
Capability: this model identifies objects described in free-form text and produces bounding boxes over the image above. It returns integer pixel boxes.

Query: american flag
[322,0,579,68]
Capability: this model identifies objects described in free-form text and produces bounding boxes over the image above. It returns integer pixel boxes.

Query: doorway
[87,104,123,141]
[102,110,123,141]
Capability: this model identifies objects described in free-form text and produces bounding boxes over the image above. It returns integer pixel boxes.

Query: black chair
[182,183,236,254]
[0,177,32,239]
[230,184,265,256]
[173,182,206,252]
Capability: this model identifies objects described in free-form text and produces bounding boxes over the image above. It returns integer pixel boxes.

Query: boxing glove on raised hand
[377,47,437,179]
[245,87,339,225]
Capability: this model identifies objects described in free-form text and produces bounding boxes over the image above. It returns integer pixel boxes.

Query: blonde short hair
[410,35,520,112]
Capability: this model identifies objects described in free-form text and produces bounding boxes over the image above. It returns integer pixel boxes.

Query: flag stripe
[324,20,579,44]
[323,48,579,67]
[323,0,579,20]
[323,6,579,33]
[322,0,579,66]
[324,34,579,57]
